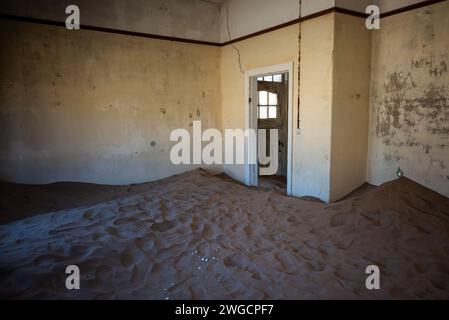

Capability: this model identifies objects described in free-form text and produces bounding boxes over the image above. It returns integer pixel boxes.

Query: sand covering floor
[0,169,448,299]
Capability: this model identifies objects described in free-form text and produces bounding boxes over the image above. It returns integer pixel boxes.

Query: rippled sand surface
[0,169,448,299]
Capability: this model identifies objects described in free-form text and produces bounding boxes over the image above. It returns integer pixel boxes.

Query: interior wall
[336,0,375,12]
[336,0,432,14]
[367,1,449,198]
[329,13,371,201]
[221,24,299,183]
[2,1,447,199]
[0,0,222,43]
[377,0,429,13]
[0,19,222,185]
[294,13,335,202]
[301,0,335,17]
[218,0,300,42]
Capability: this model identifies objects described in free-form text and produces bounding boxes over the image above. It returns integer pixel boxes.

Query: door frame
[244,62,294,196]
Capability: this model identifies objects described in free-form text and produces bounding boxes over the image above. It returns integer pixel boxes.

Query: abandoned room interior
[0,0,448,301]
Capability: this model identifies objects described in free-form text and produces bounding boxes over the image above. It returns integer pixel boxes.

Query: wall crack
[225,0,244,74]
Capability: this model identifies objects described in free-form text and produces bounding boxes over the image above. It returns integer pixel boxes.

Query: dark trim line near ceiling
[222,6,372,46]
[0,13,222,47]
[0,0,447,47]
[224,0,448,46]
[381,0,447,18]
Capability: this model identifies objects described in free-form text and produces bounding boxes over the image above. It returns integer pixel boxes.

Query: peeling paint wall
[0,20,221,184]
[367,1,449,197]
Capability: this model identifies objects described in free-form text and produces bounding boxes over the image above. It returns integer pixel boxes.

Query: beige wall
[0,19,221,184]
[295,13,335,201]
[330,13,371,201]
[367,1,449,198]
[221,24,299,183]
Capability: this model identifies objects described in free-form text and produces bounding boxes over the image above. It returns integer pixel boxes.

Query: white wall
[301,0,335,17]
[330,13,371,201]
[294,13,335,202]
[336,0,375,12]
[218,0,300,42]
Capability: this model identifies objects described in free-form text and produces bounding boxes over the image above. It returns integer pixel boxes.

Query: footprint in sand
[48,226,78,235]
[434,263,449,276]
[306,260,326,272]
[70,244,96,259]
[292,247,313,261]
[335,238,354,250]
[330,213,348,227]
[130,264,144,284]
[223,253,250,270]
[414,262,428,274]
[135,236,155,254]
[91,232,102,241]
[32,253,65,266]
[95,264,113,281]
[430,277,447,291]
[413,223,432,235]
[151,220,177,232]
[274,251,302,274]
[106,226,121,238]
[113,217,138,226]
[201,224,218,239]
[334,269,363,283]
[360,210,381,222]
[405,237,430,251]
[120,250,136,268]
[118,205,139,214]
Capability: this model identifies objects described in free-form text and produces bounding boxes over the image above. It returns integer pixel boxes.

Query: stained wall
[367,1,449,197]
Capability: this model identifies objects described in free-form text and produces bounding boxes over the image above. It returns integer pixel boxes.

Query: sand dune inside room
[1,169,448,299]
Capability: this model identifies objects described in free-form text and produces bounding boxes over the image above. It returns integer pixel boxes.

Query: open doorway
[245,63,293,195]
[257,73,289,193]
